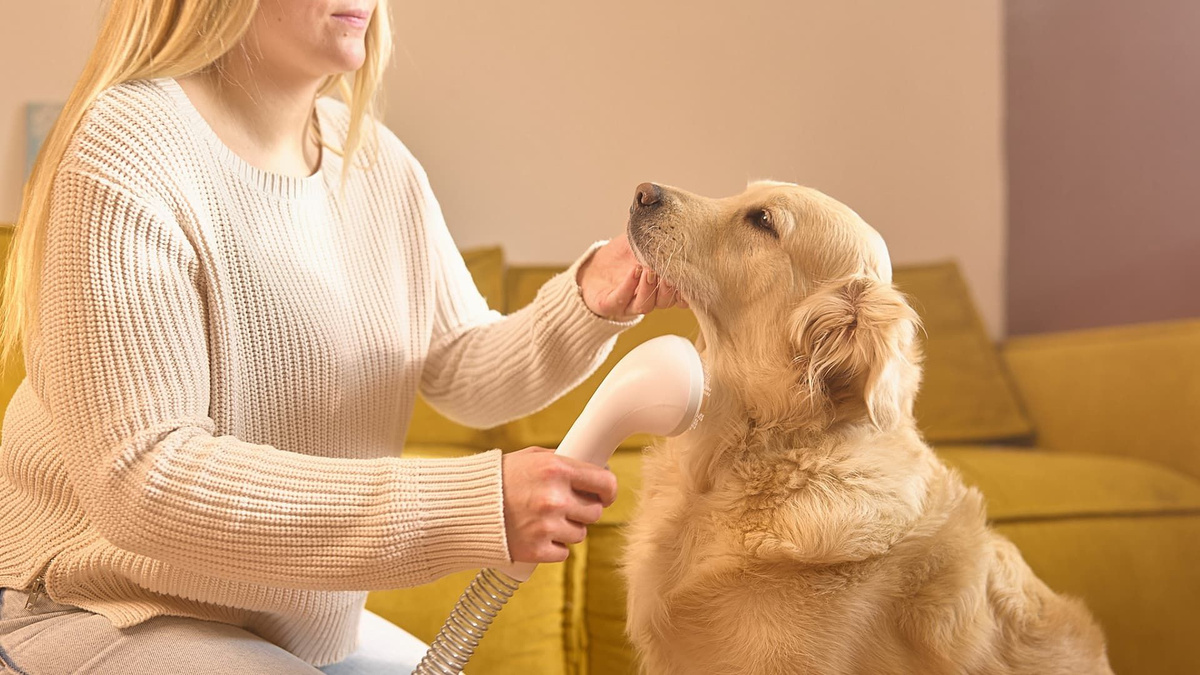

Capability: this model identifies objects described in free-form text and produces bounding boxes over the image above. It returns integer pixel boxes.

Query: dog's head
[627,180,921,432]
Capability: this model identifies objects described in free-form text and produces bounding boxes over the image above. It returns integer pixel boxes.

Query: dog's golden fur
[622,181,1112,675]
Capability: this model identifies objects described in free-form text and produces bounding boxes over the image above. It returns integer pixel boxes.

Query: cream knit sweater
[0,78,635,665]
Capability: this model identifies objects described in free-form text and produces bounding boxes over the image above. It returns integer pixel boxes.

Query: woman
[0,0,684,672]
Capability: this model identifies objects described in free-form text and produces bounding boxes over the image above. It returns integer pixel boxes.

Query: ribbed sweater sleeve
[417,169,640,429]
[37,168,511,590]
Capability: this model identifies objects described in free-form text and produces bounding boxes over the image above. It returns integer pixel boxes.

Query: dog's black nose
[635,182,662,207]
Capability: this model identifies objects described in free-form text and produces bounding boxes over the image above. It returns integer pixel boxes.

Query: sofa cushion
[994,515,1200,675]
[1004,319,1200,480]
[941,449,1200,675]
[588,444,1200,675]
[462,246,508,309]
[893,262,1033,443]
[497,261,1033,452]
[937,445,1200,520]
[0,227,25,414]
[365,444,587,675]
[599,444,1200,525]
[403,247,509,448]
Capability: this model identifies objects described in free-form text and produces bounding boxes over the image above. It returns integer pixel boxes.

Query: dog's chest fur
[621,427,925,672]
[621,423,1112,675]
[629,424,934,573]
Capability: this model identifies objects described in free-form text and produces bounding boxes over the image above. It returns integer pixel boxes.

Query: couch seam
[991,507,1200,525]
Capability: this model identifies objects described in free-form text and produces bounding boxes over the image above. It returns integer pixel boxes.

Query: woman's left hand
[576,234,689,322]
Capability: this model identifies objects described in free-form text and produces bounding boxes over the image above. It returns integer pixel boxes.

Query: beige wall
[384,1,1006,334]
[1,1,1006,335]
[0,1,99,227]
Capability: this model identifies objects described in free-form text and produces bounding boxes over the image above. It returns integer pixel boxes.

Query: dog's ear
[789,276,920,430]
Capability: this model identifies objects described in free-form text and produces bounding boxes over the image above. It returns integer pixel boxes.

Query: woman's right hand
[501,447,618,563]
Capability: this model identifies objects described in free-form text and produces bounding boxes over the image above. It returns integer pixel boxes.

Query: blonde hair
[1,0,393,365]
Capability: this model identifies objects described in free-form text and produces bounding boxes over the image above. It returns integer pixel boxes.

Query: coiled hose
[412,337,706,674]
[412,567,522,674]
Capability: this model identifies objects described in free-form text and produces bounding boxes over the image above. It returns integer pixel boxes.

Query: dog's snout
[635,182,663,208]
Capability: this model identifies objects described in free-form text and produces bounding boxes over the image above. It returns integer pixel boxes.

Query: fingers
[600,262,692,318]
[531,538,572,563]
[543,541,571,563]
[557,519,589,545]
[629,268,659,315]
[604,265,642,315]
[640,270,690,313]
[655,281,675,309]
[565,459,619,507]
[567,497,604,527]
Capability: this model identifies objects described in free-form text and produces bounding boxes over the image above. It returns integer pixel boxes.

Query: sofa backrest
[406,248,1033,451]
[0,236,1034,450]
[0,228,26,416]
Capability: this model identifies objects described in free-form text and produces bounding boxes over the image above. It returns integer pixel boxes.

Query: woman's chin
[324,48,368,75]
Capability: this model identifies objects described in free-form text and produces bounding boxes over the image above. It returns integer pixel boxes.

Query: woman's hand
[501,447,618,563]
[577,234,689,321]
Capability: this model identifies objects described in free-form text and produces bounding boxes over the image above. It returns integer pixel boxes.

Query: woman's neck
[177,55,324,178]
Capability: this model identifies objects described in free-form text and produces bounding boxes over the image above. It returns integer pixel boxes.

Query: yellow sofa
[1,229,1196,675]
[368,248,1200,675]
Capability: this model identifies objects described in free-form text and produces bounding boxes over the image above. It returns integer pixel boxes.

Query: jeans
[0,588,428,674]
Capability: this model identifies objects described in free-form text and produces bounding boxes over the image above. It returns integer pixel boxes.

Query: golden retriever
[620,181,1112,675]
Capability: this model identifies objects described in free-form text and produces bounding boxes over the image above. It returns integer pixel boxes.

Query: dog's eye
[747,209,778,238]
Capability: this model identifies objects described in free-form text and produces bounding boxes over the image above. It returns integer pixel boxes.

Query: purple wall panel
[1006,0,1200,335]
